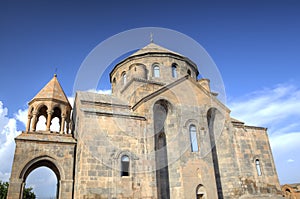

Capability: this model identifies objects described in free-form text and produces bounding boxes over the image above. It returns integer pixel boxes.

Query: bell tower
[26,74,72,134]
[7,74,76,199]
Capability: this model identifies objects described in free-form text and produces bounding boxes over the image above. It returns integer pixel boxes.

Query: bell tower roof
[29,74,71,107]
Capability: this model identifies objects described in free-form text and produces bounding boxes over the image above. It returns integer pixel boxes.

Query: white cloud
[0,101,9,133]
[0,101,22,182]
[229,83,300,184]
[15,108,28,127]
[87,89,112,95]
[229,83,300,127]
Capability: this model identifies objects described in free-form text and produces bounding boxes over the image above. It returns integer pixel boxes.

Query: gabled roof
[131,75,230,113]
[29,74,71,107]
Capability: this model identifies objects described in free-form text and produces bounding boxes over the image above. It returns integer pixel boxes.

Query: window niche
[189,125,199,152]
[121,155,130,177]
[255,159,262,176]
[121,72,127,85]
[171,63,177,78]
[196,184,206,199]
[153,64,160,78]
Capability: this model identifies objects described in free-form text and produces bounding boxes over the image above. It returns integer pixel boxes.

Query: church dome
[109,42,199,96]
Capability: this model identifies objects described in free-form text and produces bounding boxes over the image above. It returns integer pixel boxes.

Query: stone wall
[214,119,282,198]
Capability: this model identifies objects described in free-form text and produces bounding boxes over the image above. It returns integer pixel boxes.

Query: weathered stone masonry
[8,42,282,199]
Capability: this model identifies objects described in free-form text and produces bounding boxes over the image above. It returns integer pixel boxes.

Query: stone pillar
[66,119,70,134]
[25,114,32,132]
[60,115,66,134]
[7,178,23,199]
[46,110,53,131]
[31,111,38,132]
[60,179,74,198]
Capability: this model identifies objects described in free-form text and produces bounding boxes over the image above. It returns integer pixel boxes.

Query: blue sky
[0,0,300,197]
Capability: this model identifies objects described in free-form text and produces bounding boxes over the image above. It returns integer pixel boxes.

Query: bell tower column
[31,110,38,132]
[46,110,53,131]
[60,114,66,134]
[25,114,32,132]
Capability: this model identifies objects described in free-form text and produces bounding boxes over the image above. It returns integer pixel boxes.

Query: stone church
[7,43,283,198]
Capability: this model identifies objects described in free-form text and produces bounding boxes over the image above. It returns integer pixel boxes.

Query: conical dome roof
[128,42,184,58]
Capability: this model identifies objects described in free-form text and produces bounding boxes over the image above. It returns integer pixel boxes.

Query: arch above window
[189,125,199,152]
[153,64,160,77]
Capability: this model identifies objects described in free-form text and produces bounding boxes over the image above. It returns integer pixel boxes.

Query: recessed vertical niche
[153,99,171,199]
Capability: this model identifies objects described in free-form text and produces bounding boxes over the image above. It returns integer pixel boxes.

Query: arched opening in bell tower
[36,105,48,131]
[50,107,62,132]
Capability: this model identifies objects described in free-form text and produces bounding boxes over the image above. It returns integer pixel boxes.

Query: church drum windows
[121,72,127,85]
[153,64,160,78]
[171,63,177,78]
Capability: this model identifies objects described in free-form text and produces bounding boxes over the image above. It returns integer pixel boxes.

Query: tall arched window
[121,155,130,176]
[255,159,262,176]
[121,72,126,85]
[153,65,160,77]
[189,125,198,152]
[172,63,177,78]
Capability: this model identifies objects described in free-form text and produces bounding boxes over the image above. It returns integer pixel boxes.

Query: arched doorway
[25,167,57,198]
[20,157,61,199]
[153,99,171,199]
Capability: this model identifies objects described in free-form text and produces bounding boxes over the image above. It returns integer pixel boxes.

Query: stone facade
[8,43,282,198]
